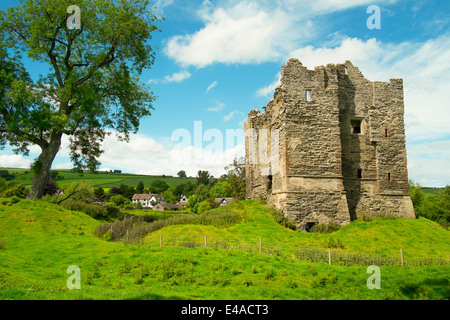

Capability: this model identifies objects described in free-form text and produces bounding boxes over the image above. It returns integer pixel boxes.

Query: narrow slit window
[387,173,391,181]
[267,175,273,191]
[357,169,363,179]
[306,90,311,102]
[385,128,389,137]
[351,119,362,134]
[344,67,348,75]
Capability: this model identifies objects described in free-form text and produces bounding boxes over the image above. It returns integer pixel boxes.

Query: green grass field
[5,168,196,188]
[0,199,449,300]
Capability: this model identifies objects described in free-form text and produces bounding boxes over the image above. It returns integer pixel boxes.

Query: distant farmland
[5,168,197,189]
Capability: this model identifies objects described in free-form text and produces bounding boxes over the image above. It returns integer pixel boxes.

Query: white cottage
[132,193,166,208]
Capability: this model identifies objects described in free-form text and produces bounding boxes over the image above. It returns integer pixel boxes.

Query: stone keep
[245,59,415,231]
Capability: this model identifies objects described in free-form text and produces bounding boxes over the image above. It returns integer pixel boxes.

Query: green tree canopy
[196,170,211,186]
[225,157,246,200]
[150,179,169,194]
[177,170,187,178]
[0,0,161,199]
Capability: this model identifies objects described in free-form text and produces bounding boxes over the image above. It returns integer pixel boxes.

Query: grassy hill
[0,199,449,300]
[5,168,196,189]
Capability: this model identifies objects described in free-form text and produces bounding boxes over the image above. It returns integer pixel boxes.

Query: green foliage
[110,194,126,207]
[224,157,246,200]
[177,170,187,178]
[197,200,211,214]
[163,186,177,204]
[0,196,20,206]
[209,181,232,198]
[270,208,296,230]
[136,181,144,194]
[196,170,211,186]
[0,239,5,250]
[0,184,28,198]
[94,187,106,201]
[0,170,14,181]
[150,179,170,194]
[310,222,341,234]
[409,182,450,229]
[0,0,162,198]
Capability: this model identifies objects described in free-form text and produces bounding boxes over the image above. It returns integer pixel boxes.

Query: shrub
[61,200,107,220]
[271,208,296,230]
[110,194,126,206]
[197,200,211,214]
[310,222,340,234]
[0,184,28,198]
[0,196,20,206]
[0,239,5,250]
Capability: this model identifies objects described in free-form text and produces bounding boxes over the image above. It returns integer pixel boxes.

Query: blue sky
[1,0,450,186]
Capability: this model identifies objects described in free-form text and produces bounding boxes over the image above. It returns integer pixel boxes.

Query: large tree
[0,0,161,199]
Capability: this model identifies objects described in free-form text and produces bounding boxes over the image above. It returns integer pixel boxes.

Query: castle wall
[245,58,415,231]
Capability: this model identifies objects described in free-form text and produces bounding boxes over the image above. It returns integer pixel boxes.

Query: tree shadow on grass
[400,277,449,300]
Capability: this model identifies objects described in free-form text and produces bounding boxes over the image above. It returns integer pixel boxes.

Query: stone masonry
[245,58,416,231]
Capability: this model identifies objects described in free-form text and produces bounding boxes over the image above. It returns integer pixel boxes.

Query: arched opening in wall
[305,222,316,232]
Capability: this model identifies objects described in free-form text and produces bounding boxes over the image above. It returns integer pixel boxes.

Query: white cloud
[0,154,32,168]
[224,111,238,122]
[147,70,192,84]
[164,0,398,68]
[206,81,218,93]
[164,2,299,67]
[53,162,73,170]
[256,72,281,97]
[207,101,225,112]
[163,70,192,83]
[97,131,244,178]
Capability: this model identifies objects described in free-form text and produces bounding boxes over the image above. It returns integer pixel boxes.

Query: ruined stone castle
[245,59,415,231]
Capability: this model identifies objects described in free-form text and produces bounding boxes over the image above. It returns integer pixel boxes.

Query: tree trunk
[27,133,62,199]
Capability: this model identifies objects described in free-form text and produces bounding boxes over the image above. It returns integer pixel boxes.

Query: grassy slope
[151,201,450,260]
[0,200,449,300]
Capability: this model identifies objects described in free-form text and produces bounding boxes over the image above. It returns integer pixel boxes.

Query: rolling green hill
[4,168,196,189]
[0,199,449,300]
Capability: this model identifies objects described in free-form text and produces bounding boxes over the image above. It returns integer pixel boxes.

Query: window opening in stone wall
[345,67,348,75]
[267,174,273,191]
[387,173,391,181]
[351,119,362,134]
[357,169,363,179]
[306,90,311,102]
[385,128,388,137]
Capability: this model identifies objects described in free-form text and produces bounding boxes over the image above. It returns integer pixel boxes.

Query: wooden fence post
[160,235,163,248]
[328,248,332,266]
[259,238,262,254]
[205,235,207,247]
[400,249,404,266]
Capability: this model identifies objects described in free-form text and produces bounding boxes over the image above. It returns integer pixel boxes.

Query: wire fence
[119,233,450,267]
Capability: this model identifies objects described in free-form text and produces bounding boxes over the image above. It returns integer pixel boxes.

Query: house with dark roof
[214,197,236,207]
